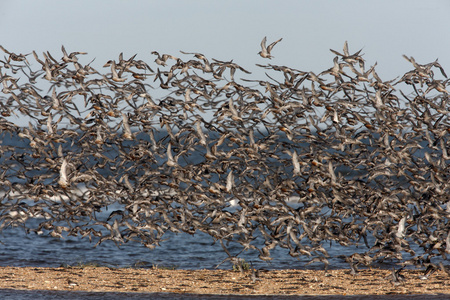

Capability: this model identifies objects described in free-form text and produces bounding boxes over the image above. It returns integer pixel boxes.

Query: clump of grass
[232,259,251,272]
[132,260,152,268]
[61,261,106,268]
[152,264,179,270]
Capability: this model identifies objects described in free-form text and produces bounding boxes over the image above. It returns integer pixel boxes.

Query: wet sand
[0,267,448,296]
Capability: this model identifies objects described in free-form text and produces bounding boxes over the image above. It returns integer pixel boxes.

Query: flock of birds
[0,38,449,281]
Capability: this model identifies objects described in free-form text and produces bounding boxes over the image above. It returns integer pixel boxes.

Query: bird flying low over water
[258,36,282,59]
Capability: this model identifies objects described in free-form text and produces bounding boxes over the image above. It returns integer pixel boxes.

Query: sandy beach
[0,266,448,296]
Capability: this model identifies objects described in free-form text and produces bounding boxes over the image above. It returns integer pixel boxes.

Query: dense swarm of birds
[0,39,449,274]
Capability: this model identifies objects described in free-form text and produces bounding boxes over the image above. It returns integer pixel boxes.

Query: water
[0,216,433,271]
[2,220,446,299]
[0,132,446,271]
[0,220,340,270]
[0,132,332,270]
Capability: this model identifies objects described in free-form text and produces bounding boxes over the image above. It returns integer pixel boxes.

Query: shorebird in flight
[58,159,69,189]
[258,36,282,59]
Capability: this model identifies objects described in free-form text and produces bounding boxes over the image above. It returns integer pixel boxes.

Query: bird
[349,261,359,276]
[250,262,262,283]
[120,112,134,140]
[108,60,127,82]
[388,267,405,285]
[395,216,407,239]
[1,41,450,274]
[419,264,437,280]
[305,257,330,270]
[258,36,282,59]
[57,159,69,189]
[439,263,450,276]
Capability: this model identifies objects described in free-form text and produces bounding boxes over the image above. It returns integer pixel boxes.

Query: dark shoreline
[1,288,449,300]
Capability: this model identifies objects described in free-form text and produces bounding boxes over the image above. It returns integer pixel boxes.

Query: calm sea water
[0,213,436,271]
[0,217,354,270]
[0,132,443,271]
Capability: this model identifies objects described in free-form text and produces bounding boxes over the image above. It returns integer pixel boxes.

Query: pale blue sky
[1,0,450,128]
[2,0,449,80]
